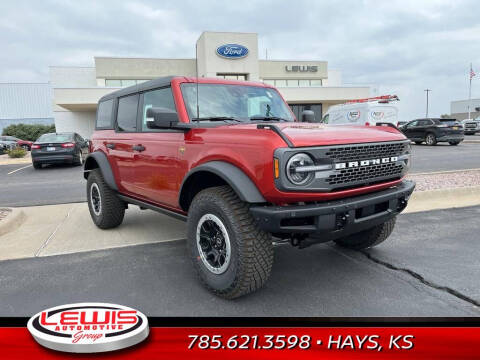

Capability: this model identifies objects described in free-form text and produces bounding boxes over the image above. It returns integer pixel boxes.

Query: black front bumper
[250,180,415,241]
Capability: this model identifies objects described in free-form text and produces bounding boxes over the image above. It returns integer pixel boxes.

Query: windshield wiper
[191,116,242,122]
[249,116,289,122]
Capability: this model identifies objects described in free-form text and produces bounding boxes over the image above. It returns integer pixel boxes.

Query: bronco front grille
[323,141,409,188]
[325,142,407,161]
[326,163,404,185]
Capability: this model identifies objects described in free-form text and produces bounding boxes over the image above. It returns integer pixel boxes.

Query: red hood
[226,122,406,147]
[277,123,406,147]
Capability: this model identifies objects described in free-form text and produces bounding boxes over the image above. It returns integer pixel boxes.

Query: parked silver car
[0,136,17,152]
[462,118,480,135]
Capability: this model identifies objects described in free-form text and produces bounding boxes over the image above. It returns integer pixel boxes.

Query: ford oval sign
[216,44,249,59]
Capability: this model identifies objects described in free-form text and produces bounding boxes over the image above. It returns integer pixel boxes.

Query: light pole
[424,89,431,118]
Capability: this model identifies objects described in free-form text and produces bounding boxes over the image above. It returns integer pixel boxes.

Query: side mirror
[146,107,179,129]
[301,110,315,123]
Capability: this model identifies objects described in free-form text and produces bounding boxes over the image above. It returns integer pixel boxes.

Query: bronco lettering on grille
[335,156,398,169]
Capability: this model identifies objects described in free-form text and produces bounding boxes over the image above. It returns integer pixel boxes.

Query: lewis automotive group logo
[27,303,149,353]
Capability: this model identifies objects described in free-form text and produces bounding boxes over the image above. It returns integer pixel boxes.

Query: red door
[107,94,139,195]
[128,87,184,208]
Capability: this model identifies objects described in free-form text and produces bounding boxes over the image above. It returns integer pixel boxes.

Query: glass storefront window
[275,79,287,87]
[298,79,310,87]
[105,79,121,87]
[263,79,275,86]
[310,79,322,87]
[289,103,323,123]
[121,79,137,87]
[286,80,299,87]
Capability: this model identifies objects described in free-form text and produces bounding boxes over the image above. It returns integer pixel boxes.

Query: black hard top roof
[98,76,177,102]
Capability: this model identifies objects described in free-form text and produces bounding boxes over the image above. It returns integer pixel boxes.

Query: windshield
[180,83,295,122]
[37,133,73,143]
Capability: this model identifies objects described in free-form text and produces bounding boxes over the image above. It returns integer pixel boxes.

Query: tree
[2,123,56,141]
[440,114,451,119]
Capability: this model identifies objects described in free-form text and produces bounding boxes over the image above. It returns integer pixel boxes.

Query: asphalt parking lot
[0,163,84,207]
[0,206,479,317]
[1,142,479,207]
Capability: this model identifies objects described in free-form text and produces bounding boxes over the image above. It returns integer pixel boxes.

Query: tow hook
[397,198,408,212]
[335,213,349,230]
[290,234,308,247]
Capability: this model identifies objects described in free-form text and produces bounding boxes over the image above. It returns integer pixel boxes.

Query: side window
[142,88,176,131]
[96,99,114,128]
[117,94,139,132]
[408,121,418,127]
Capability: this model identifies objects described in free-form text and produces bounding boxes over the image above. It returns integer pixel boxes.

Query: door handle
[132,144,146,152]
[106,143,115,149]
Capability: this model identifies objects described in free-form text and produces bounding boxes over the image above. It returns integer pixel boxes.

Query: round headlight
[286,153,315,185]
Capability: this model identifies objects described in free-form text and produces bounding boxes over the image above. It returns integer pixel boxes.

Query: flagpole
[468,63,472,120]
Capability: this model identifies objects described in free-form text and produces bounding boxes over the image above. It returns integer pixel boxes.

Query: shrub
[6,147,27,158]
[2,123,56,142]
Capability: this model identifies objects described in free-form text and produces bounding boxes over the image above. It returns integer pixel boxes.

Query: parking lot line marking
[7,164,32,175]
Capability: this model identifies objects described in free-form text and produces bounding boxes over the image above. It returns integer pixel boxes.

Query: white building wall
[323,70,342,86]
[54,109,95,139]
[451,98,480,114]
[49,67,97,87]
[197,32,259,80]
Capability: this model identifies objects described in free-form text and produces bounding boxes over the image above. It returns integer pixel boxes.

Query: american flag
[471,66,476,79]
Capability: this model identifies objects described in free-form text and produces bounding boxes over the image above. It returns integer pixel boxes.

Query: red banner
[1,327,479,359]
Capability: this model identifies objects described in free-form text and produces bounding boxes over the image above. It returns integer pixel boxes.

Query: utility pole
[468,63,473,120]
[424,89,431,117]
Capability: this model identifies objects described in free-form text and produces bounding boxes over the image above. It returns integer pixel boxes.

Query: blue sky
[1,0,478,119]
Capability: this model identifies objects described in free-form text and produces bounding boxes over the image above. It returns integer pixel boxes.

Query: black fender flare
[83,151,118,191]
[180,161,266,205]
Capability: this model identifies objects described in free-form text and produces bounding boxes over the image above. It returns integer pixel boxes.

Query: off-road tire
[187,185,273,299]
[32,162,42,169]
[334,217,396,250]
[87,169,125,229]
[425,133,437,146]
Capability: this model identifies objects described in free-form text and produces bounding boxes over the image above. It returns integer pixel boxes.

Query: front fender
[83,151,118,191]
[180,161,266,204]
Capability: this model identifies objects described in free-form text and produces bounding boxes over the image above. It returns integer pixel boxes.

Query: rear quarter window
[96,99,114,129]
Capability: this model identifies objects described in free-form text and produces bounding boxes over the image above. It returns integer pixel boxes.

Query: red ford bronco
[84,76,415,299]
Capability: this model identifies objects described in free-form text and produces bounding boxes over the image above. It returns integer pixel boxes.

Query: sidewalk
[0,203,186,261]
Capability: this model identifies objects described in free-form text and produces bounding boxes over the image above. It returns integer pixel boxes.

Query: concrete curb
[0,208,26,237]
[463,140,480,144]
[405,186,480,213]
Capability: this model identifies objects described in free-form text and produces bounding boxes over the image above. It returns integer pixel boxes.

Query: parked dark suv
[399,118,464,145]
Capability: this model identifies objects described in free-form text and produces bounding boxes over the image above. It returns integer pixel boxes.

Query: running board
[117,195,187,222]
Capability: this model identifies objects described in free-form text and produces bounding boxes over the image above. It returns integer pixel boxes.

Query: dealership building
[450,98,480,121]
[51,31,370,138]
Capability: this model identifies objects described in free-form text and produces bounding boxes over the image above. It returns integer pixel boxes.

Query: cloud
[0,0,479,119]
